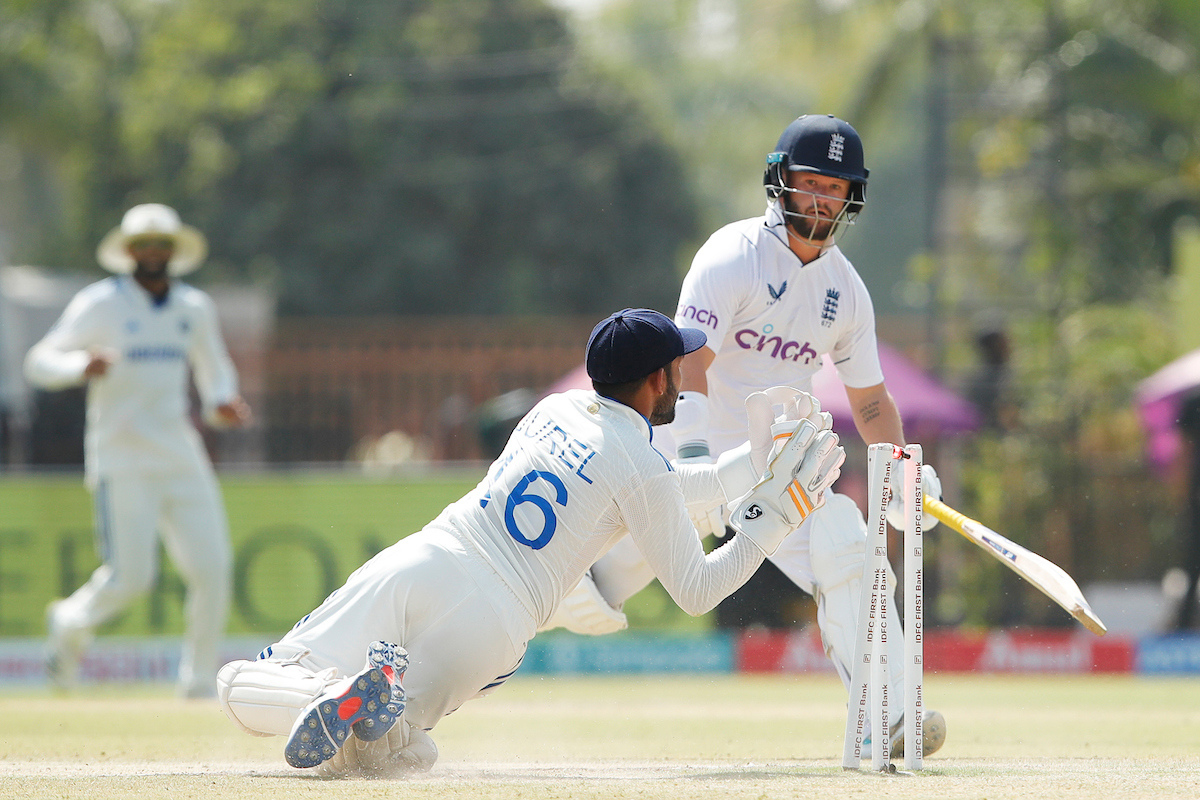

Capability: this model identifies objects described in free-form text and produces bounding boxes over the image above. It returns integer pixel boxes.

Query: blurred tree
[574,0,918,250]
[0,0,143,265]
[0,0,700,315]
[864,0,1200,622]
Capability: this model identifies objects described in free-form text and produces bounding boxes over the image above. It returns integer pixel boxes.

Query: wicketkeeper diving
[216,308,847,776]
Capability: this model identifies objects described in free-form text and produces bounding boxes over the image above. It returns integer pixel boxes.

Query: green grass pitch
[1,673,1198,799]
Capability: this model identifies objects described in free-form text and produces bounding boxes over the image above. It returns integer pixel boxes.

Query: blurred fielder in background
[25,203,250,699]
[547,115,947,759]
[216,308,846,776]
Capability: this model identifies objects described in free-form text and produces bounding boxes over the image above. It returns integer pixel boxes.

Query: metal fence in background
[257,316,596,463]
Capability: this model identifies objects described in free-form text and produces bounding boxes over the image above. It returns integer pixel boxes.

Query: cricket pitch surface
[1,673,1197,799]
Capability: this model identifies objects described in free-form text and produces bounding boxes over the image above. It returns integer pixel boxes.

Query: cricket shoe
[862,709,946,761]
[284,641,408,769]
[45,600,86,693]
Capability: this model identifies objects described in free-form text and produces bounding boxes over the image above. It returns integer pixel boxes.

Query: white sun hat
[96,203,209,276]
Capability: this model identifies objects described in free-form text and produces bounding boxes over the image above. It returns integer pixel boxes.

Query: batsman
[545,115,947,759]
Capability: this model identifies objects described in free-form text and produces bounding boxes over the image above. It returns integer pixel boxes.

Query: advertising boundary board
[0,472,481,637]
[737,628,1141,674]
[5,629,1200,687]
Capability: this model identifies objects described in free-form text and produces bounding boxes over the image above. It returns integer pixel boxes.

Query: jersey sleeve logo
[677,304,719,330]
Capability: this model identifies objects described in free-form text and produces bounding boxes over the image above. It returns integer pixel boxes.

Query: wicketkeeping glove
[536,570,628,635]
[728,417,845,556]
[745,386,833,473]
[716,387,835,502]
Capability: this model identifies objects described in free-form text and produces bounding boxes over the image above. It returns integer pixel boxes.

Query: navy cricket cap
[585,308,707,384]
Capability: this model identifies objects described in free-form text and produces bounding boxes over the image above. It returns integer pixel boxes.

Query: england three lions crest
[821,289,840,327]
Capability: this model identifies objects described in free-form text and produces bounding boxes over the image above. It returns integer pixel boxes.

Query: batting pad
[217,658,338,737]
[809,494,905,701]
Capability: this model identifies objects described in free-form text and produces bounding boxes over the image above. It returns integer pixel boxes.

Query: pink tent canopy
[812,342,979,437]
[545,341,980,437]
[1135,348,1200,473]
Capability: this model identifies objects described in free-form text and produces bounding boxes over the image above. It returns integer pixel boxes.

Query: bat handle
[925,496,970,532]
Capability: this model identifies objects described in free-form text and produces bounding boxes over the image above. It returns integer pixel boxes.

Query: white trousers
[268,528,530,731]
[50,468,231,694]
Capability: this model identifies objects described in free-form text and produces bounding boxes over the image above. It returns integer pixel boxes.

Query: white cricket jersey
[427,389,764,628]
[674,202,884,455]
[24,276,239,480]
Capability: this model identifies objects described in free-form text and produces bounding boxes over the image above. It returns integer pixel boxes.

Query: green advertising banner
[0,471,481,639]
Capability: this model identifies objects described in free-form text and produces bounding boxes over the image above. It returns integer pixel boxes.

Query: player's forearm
[674,461,722,506]
[626,477,764,616]
[195,362,239,417]
[679,346,715,393]
[847,383,905,445]
[188,296,242,412]
[669,532,765,616]
[23,344,91,389]
[190,335,240,413]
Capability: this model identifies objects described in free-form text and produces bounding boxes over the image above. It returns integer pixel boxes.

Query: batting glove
[885,462,941,531]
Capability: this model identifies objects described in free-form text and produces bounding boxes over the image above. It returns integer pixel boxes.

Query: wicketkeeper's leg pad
[317,719,439,778]
[537,569,628,636]
[217,652,338,737]
[808,493,905,699]
[589,533,657,608]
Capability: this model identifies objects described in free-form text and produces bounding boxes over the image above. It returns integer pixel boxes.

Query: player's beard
[784,195,837,244]
[649,368,680,426]
[133,258,170,279]
[132,257,172,301]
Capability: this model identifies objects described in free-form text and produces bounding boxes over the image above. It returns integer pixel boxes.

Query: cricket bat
[924,497,1108,635]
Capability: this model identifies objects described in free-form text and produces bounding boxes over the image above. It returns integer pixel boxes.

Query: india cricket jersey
[24,275,239,481]
[428,389,764,631]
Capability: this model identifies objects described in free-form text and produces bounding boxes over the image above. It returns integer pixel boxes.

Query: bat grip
[925,496,970,532]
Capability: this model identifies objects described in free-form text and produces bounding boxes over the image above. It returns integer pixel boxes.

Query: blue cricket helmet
[764,114,868,215]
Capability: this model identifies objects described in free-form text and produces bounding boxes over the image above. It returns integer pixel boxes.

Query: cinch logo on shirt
[125,345,187,361]
[734,327,818,364]
[677,304,719,330]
